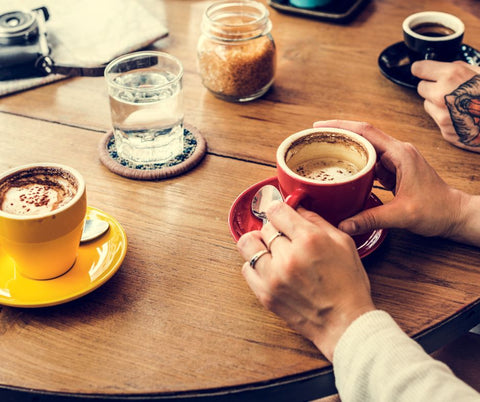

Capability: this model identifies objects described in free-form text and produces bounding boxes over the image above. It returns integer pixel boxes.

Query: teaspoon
[251,184,283,225]
[81,219,110,243]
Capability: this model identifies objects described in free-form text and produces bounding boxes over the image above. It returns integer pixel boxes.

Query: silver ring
[249,249,270,269]
[266,231,284,251]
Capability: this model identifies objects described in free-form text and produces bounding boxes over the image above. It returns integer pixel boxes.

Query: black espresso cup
[403,11,464,62]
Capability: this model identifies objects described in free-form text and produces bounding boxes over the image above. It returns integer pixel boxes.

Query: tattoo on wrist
[445,74,480,147]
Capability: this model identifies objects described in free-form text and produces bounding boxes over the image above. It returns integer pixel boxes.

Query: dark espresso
[411,22,455,37]
[0,167,77,216]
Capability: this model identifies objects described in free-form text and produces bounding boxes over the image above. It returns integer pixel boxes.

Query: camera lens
[6,17,22,27]
[0,10,38,45]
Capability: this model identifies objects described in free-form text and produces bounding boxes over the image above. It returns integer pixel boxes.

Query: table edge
[2,299,479,402]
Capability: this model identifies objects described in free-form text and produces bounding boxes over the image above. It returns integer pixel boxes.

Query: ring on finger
[249,249,270,269]
[266,231,284,251]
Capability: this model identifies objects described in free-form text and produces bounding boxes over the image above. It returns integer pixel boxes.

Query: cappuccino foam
[0,169,77,216]
[292,158,360,182]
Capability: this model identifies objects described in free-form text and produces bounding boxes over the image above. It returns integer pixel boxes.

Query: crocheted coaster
[98,124,207,180]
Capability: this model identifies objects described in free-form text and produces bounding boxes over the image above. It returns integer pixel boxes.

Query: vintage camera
[0,7,53,80]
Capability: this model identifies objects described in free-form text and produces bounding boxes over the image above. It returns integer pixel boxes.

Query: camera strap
[37,56,106,77]
[52,63,106,77]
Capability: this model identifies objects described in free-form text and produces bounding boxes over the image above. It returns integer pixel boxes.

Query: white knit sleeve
[333,310,480,402]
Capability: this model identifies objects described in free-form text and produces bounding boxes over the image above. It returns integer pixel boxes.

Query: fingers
[375,161,396,192]
[412,60,477,81]
[238,212,293,279]
[238,211,292,306]
[264,230,286,252]
[423,100,454,134]
[414,61,479,104]
[417,80,446,105]
[241,260,272,309]
[265,201,324,240]
[338,201,405,235]
[241,259,310,335]
[312,120,400,157]
[411,60,452,81]
[312,120,430,183]
[237,230,271,271]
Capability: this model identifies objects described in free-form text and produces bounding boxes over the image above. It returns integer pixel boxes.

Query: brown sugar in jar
[197,0,276,103]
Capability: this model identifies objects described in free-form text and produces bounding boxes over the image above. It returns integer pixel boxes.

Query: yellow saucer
[0,206,127,308]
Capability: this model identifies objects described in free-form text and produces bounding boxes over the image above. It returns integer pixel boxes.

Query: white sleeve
[333,310,480,402]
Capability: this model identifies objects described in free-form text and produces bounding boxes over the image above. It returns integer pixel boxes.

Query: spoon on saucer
[81,219,110,243]
[251,184,283,225]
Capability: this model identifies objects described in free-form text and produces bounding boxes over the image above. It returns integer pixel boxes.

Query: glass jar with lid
[197,0,276,103]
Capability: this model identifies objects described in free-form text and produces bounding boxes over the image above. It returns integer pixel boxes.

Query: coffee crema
[0,168,77,216]
[284,132,368,183]
[291,157,360,182]
[411,22,455,37]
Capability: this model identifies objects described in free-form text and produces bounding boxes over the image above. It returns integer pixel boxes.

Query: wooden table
[1,0,480,400]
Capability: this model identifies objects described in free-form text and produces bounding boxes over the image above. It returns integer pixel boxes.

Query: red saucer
[228,177,387,259]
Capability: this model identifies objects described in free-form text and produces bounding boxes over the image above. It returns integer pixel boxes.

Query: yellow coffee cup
[0,163,87,280]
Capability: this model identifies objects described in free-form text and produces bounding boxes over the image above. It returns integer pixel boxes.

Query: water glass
[105,51,184,164]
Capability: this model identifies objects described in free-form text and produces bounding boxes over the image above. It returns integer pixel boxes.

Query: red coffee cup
[276,127,376,226]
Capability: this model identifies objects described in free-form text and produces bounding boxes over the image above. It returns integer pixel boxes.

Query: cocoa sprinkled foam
[0,168,77,216]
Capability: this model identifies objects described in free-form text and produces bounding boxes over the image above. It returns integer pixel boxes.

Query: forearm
[333,311,479,402]
[448,192,480,247]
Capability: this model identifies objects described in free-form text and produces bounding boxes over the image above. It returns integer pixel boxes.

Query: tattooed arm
[411,60,480,152]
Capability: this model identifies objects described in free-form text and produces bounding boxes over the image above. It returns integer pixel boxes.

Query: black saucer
[378,42,480,89]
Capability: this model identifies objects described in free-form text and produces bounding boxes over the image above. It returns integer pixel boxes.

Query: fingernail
[339,220,358,235]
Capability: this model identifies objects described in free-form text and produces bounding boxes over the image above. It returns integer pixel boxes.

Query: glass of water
[105,51,184,164]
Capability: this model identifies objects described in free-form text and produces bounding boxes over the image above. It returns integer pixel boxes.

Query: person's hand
[411,60,480,152]
[312,120,470,241]
[237,201,375,361]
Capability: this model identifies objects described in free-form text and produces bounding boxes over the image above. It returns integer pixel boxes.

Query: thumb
[338,203,400,235]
